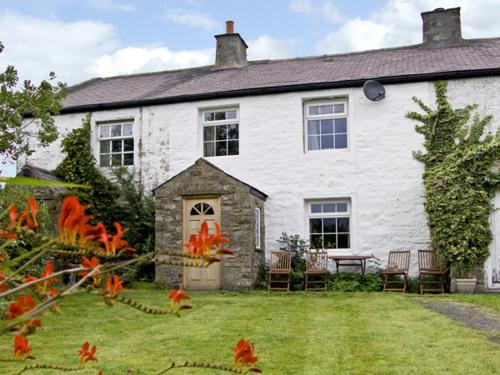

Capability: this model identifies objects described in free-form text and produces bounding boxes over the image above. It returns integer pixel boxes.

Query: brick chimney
[421,7,462,47]
[214,21,248,70]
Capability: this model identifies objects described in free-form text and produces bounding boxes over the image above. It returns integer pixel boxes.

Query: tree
[0,42,66,161]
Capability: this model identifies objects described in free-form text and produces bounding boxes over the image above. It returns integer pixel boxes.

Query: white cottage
[20,7,500,290]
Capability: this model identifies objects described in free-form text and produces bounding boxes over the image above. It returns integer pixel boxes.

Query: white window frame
[255,207,261,250]
[201,108,239,157]
[97,121,134,167]
[304,99,348,152]
[307,200,351,250]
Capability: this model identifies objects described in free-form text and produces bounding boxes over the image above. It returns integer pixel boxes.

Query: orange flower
[0,271,8,292]
[41,262,60,286]
[7,295,36,319]
[0,231,17,240]
[1,197,40,239]
[58,196,96,246]
[79,342,97,364]
[185,222,232,262]
[13,335,33,359]
[105,274,124,300]
[233,338,258,369]
[7,204,19,228]
[25,263,60,300]
[168,288,191,305]
[79,256,101,287]
[97,222,135,255]
[27,196,39,229]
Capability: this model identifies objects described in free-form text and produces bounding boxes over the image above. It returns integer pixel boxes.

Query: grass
[1,290,500,375]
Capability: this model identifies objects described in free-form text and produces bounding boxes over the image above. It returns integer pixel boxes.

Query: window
[255,207,261,249]
[308,201,350,249]
[98,122,134,167]
[190,202,215,216]
[202,108,239,157]
[305,100,348,151]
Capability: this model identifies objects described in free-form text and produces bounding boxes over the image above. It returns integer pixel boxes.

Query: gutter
[35,68,500,115]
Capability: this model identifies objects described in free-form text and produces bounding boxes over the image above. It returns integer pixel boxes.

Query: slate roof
[18,164,69,194]
[153,158,268,200]
[62,38,500,113]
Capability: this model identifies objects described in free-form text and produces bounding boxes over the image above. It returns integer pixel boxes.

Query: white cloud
[165,9,218,31]
[247,36,298,60]
[0,10,119,83]
[0,10,214,84]
[87,0,135,12]
[316,0,500,54]
[290,0,343,23]
[89,46,213,77]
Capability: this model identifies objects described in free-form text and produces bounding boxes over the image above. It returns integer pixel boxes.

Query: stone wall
[155,159,266,290]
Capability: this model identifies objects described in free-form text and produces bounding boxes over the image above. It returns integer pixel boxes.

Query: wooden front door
[183,197,222,290]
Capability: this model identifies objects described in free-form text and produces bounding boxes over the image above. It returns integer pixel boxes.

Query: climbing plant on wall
[407,81,500,275]
[53,114,121,224]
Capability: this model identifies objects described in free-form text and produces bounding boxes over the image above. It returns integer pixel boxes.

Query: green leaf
[0,176,88,188]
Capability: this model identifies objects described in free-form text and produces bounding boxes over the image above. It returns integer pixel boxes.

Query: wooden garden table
[328,255,373,277]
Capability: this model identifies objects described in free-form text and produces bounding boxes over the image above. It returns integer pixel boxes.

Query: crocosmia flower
[97,222,135,255]
[58,196,95,246]
[185,222,232,262]
[168,288,191,305]
[7,295,36,319]
[13,335,33,359]
[79,342,97,364]
[233,338,259,369]
[105,274,124,301]
[1,197,40,239]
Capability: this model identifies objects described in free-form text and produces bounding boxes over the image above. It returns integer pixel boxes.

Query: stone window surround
[304,98,349,152]
[306,198,351,251]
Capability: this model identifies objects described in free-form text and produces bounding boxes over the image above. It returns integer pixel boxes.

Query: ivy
[53,114,121,224]
[407,81,500,276]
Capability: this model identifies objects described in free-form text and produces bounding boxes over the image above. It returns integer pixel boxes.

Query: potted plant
[451,263,477,293]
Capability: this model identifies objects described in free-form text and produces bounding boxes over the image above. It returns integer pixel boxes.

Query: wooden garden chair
[268,251,292,292]
[418,250,445,294]
[304,251,328,291]
[381,250,410,292]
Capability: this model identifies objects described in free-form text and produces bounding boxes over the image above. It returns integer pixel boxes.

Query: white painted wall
[21,77,500,280]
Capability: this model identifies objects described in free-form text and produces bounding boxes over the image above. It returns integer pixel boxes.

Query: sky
[2,0,500,176]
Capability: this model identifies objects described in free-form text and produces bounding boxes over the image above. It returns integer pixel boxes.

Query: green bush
[277,233,309,290]
[328,272,383,292]
[0,185,52,274]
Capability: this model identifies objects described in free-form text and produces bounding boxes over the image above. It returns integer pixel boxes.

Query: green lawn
[1,290,500,375]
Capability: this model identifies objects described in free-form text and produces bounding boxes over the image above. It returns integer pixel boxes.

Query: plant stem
[0,266,86,299]
[0,248,49,287]
[156,362,251,374]
[1,240,56,270]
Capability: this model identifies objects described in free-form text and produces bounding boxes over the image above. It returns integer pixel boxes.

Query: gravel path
[422,301,500,343]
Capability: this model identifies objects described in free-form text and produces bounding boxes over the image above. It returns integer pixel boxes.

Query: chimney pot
[226,20,234,34]
[421,7,462,47]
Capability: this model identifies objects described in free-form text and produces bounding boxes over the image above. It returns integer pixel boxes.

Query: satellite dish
[363,80,386,101]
